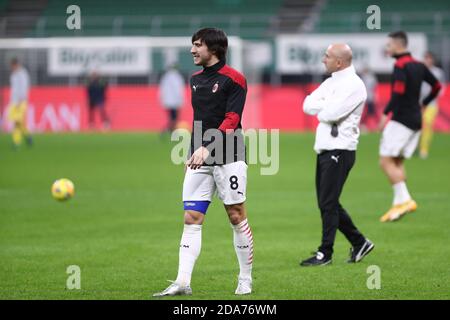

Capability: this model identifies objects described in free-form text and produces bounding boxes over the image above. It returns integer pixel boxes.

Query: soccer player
[159,64,185,134]
[86,71,110,130]
[153,28,253,296]
[379,31,442,222]
[7,58,32,149]
[419,51,446,159]
[360,66,378,131]
[301,44,374,267]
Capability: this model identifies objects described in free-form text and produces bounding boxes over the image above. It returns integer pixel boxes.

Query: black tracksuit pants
[316,150,365,257]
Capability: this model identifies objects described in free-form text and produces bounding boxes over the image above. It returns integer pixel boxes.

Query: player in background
[159,64,185,135]
[360,66,378,132]
[8,58,32,149]
[154,28,253,296]
[86,71,110,130]
[419,51,446,159]
[379,31,442,222]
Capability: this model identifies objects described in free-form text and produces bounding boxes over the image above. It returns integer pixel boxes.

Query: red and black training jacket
[189,59,247,165]
[384,52,442,130]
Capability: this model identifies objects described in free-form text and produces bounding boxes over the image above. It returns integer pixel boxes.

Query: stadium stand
[1,0,448,39]
[0,0,8,11]
[313,0,450,33]
[27,0,282,39]
[0,0,48,37]
[0,0,448,82]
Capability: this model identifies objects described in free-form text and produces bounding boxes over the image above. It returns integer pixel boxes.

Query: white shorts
[182,161,247,208]
[380,120,421,159]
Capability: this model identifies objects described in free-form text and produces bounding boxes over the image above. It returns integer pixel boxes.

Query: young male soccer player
[301,44,374,266]
[7,58,32,149]
[379,31,442,222]
[154,28,252,296]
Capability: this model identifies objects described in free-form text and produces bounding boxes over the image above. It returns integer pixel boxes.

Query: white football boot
[153,280,192,297]
[235,277,252,295]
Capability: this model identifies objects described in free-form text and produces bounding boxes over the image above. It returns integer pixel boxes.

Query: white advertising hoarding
[0,36,243,75]
[48,46,151,76]
[276,33,427,74]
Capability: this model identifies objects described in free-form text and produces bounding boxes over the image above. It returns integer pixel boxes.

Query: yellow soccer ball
[51,178,75,201]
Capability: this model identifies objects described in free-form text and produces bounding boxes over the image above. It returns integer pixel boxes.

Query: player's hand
[378,114,388,131]
[186,146,209,170]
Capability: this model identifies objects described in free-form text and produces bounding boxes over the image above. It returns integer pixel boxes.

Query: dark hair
[192,28,228,61]
[10,57,19,65]
[388,31,408,47]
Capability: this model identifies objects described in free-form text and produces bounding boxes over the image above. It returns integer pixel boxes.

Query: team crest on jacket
[212,82,219,93]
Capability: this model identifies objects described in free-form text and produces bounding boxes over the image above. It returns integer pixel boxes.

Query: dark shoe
[347,239,374,263]
[300,251,332,267]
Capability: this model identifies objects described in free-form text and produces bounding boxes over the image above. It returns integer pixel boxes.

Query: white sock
[175,224,202,287]
[231,219,253,281]
[393,181,412,205]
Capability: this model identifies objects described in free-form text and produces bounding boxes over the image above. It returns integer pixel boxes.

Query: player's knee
[184,210,204,225]
[225,203,246,225]
[379,156,390,169]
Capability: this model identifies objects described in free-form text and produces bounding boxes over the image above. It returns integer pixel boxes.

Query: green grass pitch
[1,132,449,300]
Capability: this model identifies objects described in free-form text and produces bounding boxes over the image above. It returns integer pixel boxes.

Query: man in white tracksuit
[301,43,374,266]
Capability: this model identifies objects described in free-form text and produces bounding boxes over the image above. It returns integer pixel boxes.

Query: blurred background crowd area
[0,0,449,132]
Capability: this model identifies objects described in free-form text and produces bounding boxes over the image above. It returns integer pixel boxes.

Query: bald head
[329,43,353,64]
[322,43,353,74]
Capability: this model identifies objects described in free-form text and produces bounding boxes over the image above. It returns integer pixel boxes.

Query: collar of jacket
[331,64,356,78]
[202,60,226,74]
[393,52,411,59]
